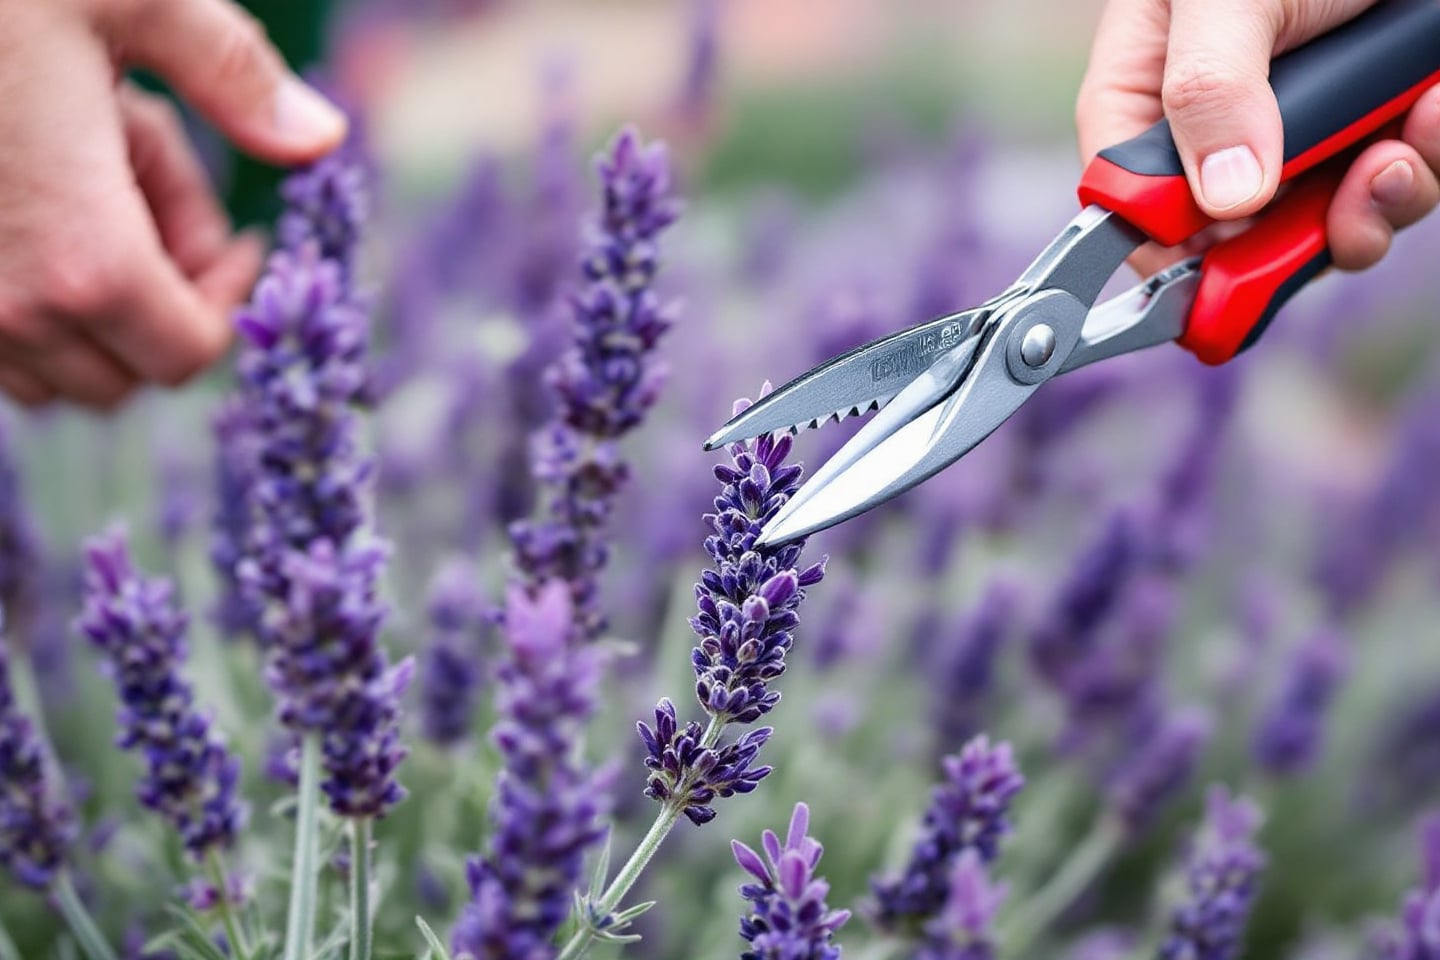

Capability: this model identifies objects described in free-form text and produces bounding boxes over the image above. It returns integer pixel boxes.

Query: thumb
[101,0,348,165]
[1162,0,1285,220]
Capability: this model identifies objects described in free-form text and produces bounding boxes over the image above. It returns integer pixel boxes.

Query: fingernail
[1199,145,1264,211]
[1370,159,1416,208]
[274,77,348,148]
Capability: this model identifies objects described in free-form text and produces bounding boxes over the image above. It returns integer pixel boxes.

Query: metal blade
[702,308,986,450]
[756,317,1039,546]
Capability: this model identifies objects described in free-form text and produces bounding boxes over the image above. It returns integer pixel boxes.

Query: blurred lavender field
[2,2,1440,958]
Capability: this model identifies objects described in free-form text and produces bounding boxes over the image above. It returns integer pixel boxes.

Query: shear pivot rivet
[1020,324,1057,367]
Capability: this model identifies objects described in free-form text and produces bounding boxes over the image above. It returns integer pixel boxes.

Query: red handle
[1178,166,1343,365]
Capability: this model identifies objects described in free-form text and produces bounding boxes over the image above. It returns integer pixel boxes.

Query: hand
[1076,0,1440,278]
[0,0,348,410]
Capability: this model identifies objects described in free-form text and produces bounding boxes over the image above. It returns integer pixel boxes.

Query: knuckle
[1161,59,1251,120]
[213,12,273,91]
[40,247,133,317]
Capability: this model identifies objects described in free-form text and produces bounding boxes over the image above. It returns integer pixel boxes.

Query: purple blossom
[872,736,1024,934]
[0,616,74,890]
[278,147,369,280]
[75,531,244,859]
[1108,707,1212,834]
[451,581,611,960]
[916,851,1006,960]
[933,580,1017,751]
[208,401,261,640]
[1160,787,1267,960]
[638,698,773,825]
[418,558,487,747]
[731,802,851,960]
[1367,815,1440,959]
[510,126,682,638]
[1251,629,1348,778]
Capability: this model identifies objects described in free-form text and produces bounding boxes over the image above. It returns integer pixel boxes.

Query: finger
[0,365,56,409]
[118,86,231,277]
[18,333,138,410]
[99,0,347,165]
[1075,0,1171,164]
[1328,141,1440,271]
[1163,0,1286,220]
[1402,84,1440,179]
[195,231,267,313]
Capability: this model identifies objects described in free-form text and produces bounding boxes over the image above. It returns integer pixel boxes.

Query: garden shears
[705,0,1440,546]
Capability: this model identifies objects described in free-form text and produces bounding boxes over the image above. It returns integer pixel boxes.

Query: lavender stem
[53,873,118,960]
[206,851,250,960]
[0,916,19,960]
[555,715,724,960]
[350,818,373,960]
[283,735,322,960]
[999,816,1122,956]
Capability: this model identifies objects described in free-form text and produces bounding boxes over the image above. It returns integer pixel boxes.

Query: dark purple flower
[76,531,245,859]
[872,736,1024,934]
[1251,628,1348,778]
[1159,787,1266,960]
[208,401,262,640]
[933,580,1017,751]
[1367,814,1440,959]
[510,126,682,638]
[451,580,611,960]
[1108,707,1211,835]
[278,148,368,280]
[638,698,773,826]
[419,558,487,747]
[0,419,41,638]
[262,540,411,819]
[0,614,74,890]
[916,850,1006,960]
[732,802,850,960]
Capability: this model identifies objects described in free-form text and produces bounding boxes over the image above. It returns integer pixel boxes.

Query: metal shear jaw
[710,205,1201,547]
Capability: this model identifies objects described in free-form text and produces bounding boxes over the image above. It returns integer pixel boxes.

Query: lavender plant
[1159,788,1267,960]
[731,802,851,959]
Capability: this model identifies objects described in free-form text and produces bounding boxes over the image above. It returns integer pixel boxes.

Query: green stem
[53,874,118,960]
[349,819,373,960]
[0,916,21,960]
[206,851,250,960]
[283,735,323,960]
[1000,818,1123,957]
[554,716,724,960]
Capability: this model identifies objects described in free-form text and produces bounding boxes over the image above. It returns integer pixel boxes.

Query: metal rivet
[1020,324,1057,368]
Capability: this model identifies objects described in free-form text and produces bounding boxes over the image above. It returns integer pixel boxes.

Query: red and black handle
[1077,0,1440,365]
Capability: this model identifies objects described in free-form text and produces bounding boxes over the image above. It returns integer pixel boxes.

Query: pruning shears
[706,0,1440,546]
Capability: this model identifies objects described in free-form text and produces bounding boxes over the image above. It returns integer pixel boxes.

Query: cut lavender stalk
[1159,787,1267,960]
[871,736,1024,936]
[731,803,850,960]
[916,850,1006,960]
[1251,628,1348,778]
[450,581,611,960]
[510,126,681,639]
[75,530,245,861]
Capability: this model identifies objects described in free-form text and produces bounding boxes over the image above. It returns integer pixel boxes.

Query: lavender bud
[732,803,850,960]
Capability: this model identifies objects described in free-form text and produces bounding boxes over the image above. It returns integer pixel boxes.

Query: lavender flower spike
[732,802,851,960]
[872,735,1024,934]
[1108,706,1212,835]
[76,531,244,859]
[1160,787,1267,960]
[1252,628,1348,778]
[917,850,1007,960]
[419,558,487,747]
[0,611,74,889]
[1367,814,1440,958]
[278,143,369,279]
[451,581,611,960]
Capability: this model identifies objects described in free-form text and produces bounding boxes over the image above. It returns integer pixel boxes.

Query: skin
[1076,0,1440,279]
[0,0,347,410]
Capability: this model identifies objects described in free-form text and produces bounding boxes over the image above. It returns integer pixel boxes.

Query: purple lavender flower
[1160,787,1267,960]
[451,581,611,960]
[264,540,411,818]
[1251,629,1348,778]
[1108,707,1211,835]
[933,580,1017,751]
[0,616,74,889]
[76,531,244,859]
[208,401,261,640]
[872,736,1024,934]
[916,850,1006,960]
[278,148,368,279]
[510,126,681,638]
[731,802,851,960]
[1367,815,1440,959]
[638,698,773,825]
[419,558,487,747]
[0,419,41,637]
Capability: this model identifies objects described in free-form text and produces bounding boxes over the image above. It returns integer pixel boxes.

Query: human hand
[0,0,348,410]
[1076,0,1440,278]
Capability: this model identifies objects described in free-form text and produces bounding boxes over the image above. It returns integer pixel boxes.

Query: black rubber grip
[1099,0,1440,177]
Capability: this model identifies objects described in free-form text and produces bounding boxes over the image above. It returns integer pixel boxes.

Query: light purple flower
[1252,629,1348,778]
[916,851,1006,960]
[76,531,244,859]
[732,802,851,960]
[1160,787,1267,960]
[1367,814,1440,959]
[933,579,1017,751]
[1108,707,1212,835]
